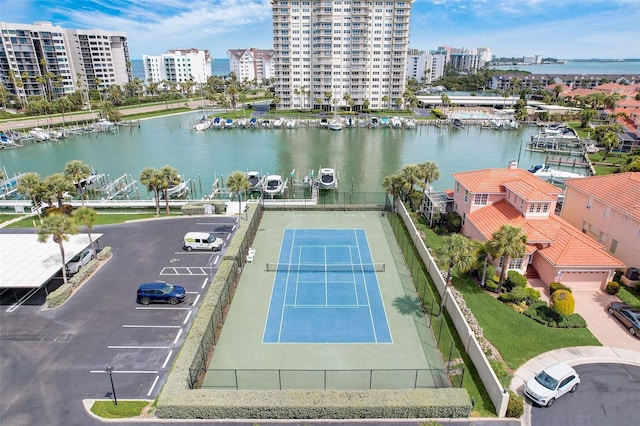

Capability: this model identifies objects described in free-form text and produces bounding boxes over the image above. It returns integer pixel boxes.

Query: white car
[66,247,95,275]
[524,363,580,407]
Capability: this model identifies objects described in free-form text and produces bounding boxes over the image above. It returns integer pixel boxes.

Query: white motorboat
[224,118,234,128]
[248,117,258,127]
[328,119,343,131]
[272,118,284,128]
[194,119,211,131]
[528,164,586,184]
[93,118,116,131]
[318,117,329,128]
[236,118,248,128]
[212,117,223,128]
[29,127,50,141]
[261,119,271,128]
[317,167,338,190]
[404,119,416,129]
[345,117,356,128]
[391,117,403,128]
[369,117,379,127]
[245,171,264,192]
[285,119,296,129]
[263,175,286,198]
[164,178,190,198]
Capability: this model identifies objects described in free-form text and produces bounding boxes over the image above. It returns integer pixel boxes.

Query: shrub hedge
[551,289,575,316]
[46,284,72,308]
[549,282,572,294]
[605,281,620,295]
[523,301,587,328]
[181,202,226,216]
[505,271,527,291]
[506,390,524,418]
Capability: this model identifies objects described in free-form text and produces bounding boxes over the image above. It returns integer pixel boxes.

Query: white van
[183,232,224,251]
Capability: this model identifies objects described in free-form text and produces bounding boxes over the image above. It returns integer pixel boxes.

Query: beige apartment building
[271,0,413,111]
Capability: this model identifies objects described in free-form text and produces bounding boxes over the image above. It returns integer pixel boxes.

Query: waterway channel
[0,111,589,199]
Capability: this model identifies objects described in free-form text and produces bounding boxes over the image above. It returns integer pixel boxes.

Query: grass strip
[90,400,150,419]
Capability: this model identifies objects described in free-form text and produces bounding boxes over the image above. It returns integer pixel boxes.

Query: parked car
[66,247,95,275]
[608,302,640,337]
[524,363,580,407]
[136,281,186,305]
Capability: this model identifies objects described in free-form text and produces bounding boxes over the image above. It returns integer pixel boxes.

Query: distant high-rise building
[227,48,275,84]
[271,0,413,111]
[142,48,212,84]
[0,21,131,102]
[406,49,447,84]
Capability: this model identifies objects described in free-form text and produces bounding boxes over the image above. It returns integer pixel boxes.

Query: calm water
[0,112,579,197]
[491,60,640,75]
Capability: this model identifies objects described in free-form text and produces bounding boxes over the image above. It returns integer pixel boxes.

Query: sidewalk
[510,345,640,426]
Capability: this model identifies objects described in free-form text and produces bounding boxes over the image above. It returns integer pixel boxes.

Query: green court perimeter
[204,211,449,390]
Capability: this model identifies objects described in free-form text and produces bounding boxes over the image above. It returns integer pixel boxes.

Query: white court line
[108,345,171,349]
[172,329,183,345]
[122,325,181,328]
[201,278,208,289]
[192,294,201,306]
[90,370,159,374]
[162,350,173,369]
[183,310,192,325]
[147,375,160,397]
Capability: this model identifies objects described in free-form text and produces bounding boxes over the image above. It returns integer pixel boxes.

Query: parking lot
[0,216,238,425]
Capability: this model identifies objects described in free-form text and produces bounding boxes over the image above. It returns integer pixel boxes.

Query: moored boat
[528,164,586,184]
[318,117,328,128]
[224,118,234,128]
[248,117,258,127]
[263,174,286,198]
[391,117,402,128]
[317,167,338,190]
[29,127,50,141]
[328,119,343,131]
[285,119,296,129]
[245,171,264,192]
[212,117,223,128]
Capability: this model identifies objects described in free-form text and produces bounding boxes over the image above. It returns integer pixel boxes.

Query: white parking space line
[201,278,208,289]
[183,311,192,324]
[107,345,172,349]
[172,329,183,345]
[226,234,231,241]
[162,350,173,369]
[6,287,41,312]
[122,325,181,328]
[90,370,159,374]
[147,375,160,397]
[192,294,201,306]
[160,267,211,276]
[135,307,190,310]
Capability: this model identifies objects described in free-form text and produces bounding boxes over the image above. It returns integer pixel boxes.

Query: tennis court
[204,211,448,390]
[263,229,391,343]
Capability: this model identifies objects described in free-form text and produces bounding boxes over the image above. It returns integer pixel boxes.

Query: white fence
[395,199,509,417]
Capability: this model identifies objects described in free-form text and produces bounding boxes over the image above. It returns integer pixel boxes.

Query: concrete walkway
[510,345,640,426]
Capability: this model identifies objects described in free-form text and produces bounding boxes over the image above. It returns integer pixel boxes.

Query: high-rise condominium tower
[271,0,413,111]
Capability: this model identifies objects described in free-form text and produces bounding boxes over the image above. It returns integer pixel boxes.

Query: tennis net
[265,262,385,272]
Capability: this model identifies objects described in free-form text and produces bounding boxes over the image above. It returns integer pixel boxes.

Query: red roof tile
[453,168,562,197]
[564,173,640,220]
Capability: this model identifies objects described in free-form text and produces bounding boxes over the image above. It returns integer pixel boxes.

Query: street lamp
[105,366,117,405]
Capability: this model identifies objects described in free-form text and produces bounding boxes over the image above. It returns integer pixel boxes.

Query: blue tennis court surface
[263,229,392,344]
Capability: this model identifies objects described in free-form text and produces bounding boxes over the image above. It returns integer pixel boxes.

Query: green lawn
[420,225,600,370]
[618,284,640,308]
[91,400,150,419]
[0,214,24,224]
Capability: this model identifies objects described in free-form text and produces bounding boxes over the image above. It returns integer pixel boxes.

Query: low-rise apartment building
[227,48,274,84]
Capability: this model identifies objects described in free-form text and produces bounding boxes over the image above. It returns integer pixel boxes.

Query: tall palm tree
[17,172,43,220]
[417,161,440,193]
[473,240,492,288]
[38,213,78,284]
[64,160,91,205]
[159,165,181,214]
[42,173,75,208]
[226,171,251,218]
[601,131,619,160]
[74,206,98,254]
[436,233,476,315]
[487,225,527,294]
[140,167,162,215]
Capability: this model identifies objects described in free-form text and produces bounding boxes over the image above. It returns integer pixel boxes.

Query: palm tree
[417,161,440,193]
[436,233,476,315]
[42,173,75,208]
[140,167,162,215]
[487,225,527,294]
[226,171,251,218]
[64,160,91,205]
[74,206,98,254]
[601,131,619,160]
[17,172,43,220]
[38,213,78,284]
[381,173,410,205]
[54,96,74,128]
[473,240,492,288]
[159,165,181,214]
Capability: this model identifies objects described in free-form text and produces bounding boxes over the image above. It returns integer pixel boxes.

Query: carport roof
[0,233,102,288]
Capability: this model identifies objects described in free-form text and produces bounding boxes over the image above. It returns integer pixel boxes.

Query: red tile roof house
[560,173,640,271]
[450,163,623,290]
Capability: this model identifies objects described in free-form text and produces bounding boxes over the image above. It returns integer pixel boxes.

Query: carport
[0,233,102,302]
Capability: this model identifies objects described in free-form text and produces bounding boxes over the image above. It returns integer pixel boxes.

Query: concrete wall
[396,200,509,417]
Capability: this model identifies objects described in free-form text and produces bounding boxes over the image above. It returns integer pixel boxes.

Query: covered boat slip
[0,233,102,300]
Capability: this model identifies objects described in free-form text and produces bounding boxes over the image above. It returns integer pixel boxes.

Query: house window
[455,182,459,194]
[509,258,523,269]
[462,212,466,226]
[610,239,618,254]
[603,206,610,217]
[543,203,549,212]
[464,190,468,203]
[582,220,588,233]
[529,204,535,213]
[586,198,592,209]
[599,231,607,244]
[474,193,488,205]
